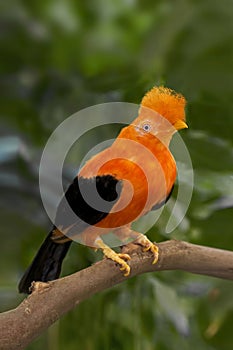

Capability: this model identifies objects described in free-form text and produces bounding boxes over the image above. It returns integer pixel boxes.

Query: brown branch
[1,240,233,349]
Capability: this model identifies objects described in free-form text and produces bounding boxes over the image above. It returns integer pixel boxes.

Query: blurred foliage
[1,0,233,349]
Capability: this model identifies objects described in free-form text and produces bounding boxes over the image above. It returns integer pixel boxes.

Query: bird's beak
[174,120,188,130]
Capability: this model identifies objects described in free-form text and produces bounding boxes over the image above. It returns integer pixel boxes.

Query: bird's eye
[142,123,151,132]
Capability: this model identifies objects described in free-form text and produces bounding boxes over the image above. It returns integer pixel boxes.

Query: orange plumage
[18,86,187,293]
[78,86,187,245]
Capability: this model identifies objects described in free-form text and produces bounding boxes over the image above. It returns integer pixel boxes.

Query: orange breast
[79,131,176,229]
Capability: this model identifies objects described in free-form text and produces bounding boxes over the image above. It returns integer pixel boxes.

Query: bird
[18,86,187,294]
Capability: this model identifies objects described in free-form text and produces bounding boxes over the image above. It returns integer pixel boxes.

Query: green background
[1,0,233,349]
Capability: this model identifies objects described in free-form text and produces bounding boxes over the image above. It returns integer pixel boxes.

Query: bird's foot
[95,238,131,276]
[135,234,159,264]
[30,281,51,294]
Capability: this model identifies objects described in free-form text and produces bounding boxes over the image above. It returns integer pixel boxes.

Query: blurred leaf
[150,278,190,337]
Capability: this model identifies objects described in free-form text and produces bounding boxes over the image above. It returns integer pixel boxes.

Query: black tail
[18,230,72,294]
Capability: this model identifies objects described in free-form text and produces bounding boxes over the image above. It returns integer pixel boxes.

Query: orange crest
[141,86,187,128]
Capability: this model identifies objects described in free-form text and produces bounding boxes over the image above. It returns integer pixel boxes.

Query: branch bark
[1,239,233,349]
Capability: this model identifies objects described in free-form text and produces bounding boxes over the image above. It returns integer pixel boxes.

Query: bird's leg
[95,237,131,276]
[116,228,159,265]
[134,233,159,264]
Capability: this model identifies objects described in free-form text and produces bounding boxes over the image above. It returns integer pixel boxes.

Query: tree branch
[1,239,233,349]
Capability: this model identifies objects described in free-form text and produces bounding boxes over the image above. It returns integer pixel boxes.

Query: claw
[105,250,131,276]
[95,238,131,276]
[118,253,131,261]
[136,235,159,264]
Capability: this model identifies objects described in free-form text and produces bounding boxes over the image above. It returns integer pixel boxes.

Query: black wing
[53,175,122,240]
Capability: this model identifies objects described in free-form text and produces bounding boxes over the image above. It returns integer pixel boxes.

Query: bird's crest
[141,86,187,129]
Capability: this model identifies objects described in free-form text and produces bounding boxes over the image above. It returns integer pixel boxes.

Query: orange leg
[133,233,159,264]
[95,237,131,276]
[114,227,159,264]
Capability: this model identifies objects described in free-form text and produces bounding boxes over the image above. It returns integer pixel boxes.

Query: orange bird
[18,86,187,294]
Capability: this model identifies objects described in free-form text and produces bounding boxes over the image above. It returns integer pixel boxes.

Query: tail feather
[18,230,72,294]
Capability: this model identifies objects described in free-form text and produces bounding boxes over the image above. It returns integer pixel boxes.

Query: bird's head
[133,86,187,142]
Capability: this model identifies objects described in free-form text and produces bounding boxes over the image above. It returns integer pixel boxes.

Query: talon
[135,235,159,265]
[151,245,159,264]
[118,253,131,261]
[105,252,131,276]
[95,238,131,277]
[119,263,131,276]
